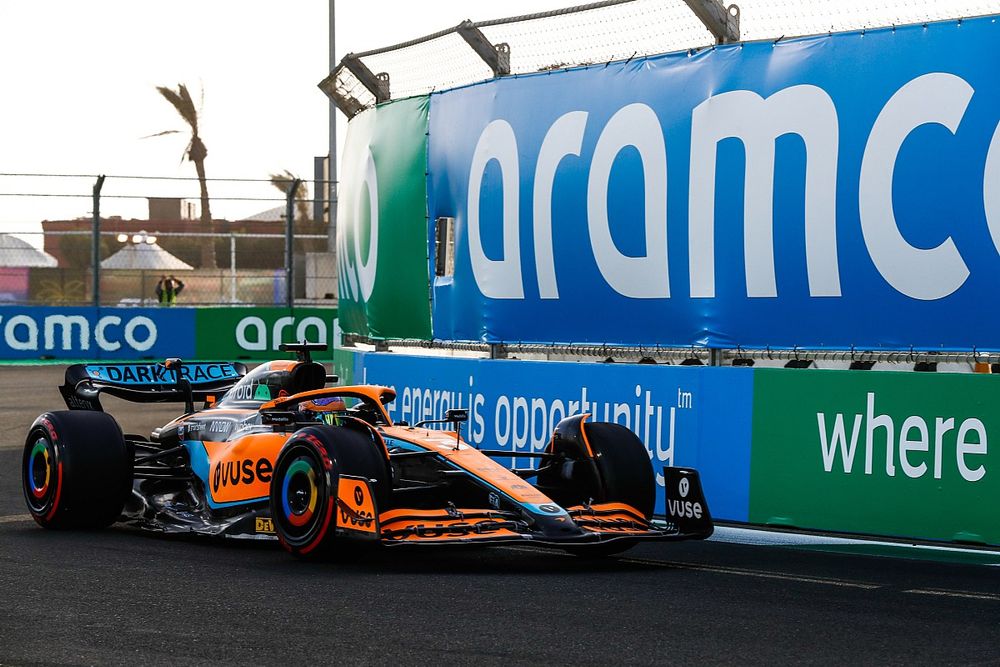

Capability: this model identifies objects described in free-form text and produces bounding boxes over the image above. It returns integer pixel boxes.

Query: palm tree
[149,83,216,268]
[269,170,310,221]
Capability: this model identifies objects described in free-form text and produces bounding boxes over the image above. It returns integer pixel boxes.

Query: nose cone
[522,502,588,540]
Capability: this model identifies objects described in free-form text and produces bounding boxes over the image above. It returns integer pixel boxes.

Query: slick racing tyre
[537,416,655,557]
[269,424,388,558]
[22,411,133,530]
[538,417,656,519]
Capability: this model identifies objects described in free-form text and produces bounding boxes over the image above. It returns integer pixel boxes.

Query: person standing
[155,275,186,306]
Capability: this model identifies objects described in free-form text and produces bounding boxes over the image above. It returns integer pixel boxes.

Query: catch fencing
[320,0,1000,117]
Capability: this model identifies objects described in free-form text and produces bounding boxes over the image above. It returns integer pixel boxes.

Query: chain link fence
[0,173,336,306]
[321,0,1000,117]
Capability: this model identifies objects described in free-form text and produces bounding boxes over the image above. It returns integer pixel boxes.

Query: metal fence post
[92,175,105,307]
[285,179,302,307]
[682,0,740,44]
[230,233,237,304]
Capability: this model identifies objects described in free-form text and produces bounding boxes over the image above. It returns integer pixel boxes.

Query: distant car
[21,344,713,557]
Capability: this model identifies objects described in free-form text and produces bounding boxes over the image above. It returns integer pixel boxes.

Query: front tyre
[269,425,387,558]
[22,411,132,529]
[538,417,656,520]
[537,416,656,557]
[269,430,336,556]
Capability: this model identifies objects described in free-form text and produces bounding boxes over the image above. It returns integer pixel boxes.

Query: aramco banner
[336,96,432,340]
[0,307,337,361]
[0,307,193,360]
[193,308,337,361]
[426,17,1000,349]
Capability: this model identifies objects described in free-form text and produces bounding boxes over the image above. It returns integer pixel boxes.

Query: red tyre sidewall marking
[299,442,336,556]
[299,494,335,556]
[43,461,63,522]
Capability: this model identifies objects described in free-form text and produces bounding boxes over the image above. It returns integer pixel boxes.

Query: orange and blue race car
[22,343,713,557]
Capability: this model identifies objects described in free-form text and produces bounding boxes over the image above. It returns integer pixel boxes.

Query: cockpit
[213,360,389,427]
[215,360,327,407]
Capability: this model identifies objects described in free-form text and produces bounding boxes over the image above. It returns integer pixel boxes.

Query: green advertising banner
[336,96,432,340]
[332,345,358,385]
[751,368,1000,544]
[194,308,337,361]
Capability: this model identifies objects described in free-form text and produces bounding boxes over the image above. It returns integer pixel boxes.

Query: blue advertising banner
[0,307,195,359]
[351,350,753,521]
[427,17,1000,349]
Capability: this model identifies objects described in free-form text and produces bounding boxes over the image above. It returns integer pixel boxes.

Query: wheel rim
[28,440,51,499]
[23,434,59,516]
[271,441,332,549]
[281,458,318,528]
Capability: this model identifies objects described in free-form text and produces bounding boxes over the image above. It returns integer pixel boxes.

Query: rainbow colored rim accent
[28,440,51,499]
[281,458,318,528]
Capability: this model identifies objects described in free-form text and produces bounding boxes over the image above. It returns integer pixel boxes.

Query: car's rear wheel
[269,425,388,558]
[537,416,655,556]
[22,411,133,529]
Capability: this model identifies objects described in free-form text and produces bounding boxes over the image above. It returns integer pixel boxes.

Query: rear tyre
[22,411,133,530]
[269,425,388,558]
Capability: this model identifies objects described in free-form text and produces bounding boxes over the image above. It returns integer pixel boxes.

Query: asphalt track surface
[1,366,999,666]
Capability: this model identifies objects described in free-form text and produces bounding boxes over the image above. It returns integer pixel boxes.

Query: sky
[0,0,572,233]
[2,0,998,237]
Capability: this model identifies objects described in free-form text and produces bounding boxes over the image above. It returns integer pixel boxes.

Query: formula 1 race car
[22,344,713,557]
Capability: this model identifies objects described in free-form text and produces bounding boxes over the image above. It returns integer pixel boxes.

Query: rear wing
[60,361,247,411]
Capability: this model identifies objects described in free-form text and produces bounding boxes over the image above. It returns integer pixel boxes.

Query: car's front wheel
[269,424,388,558]
[536,415,656,557]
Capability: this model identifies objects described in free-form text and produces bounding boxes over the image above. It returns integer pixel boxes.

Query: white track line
[503,545,881,589]
[619,556,883,589]
[0,514,32,525]
[903,588,1000,602]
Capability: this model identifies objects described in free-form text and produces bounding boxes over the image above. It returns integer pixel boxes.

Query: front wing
[374,467,713,548]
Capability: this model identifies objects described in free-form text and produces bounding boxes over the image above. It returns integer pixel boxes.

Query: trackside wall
[344,350,1000,546]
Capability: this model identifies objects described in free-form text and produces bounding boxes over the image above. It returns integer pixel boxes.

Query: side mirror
[446,409,468,423]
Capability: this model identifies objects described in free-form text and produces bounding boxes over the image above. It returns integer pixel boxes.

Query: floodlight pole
[92,175,105,307]
[328,0,338,254]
